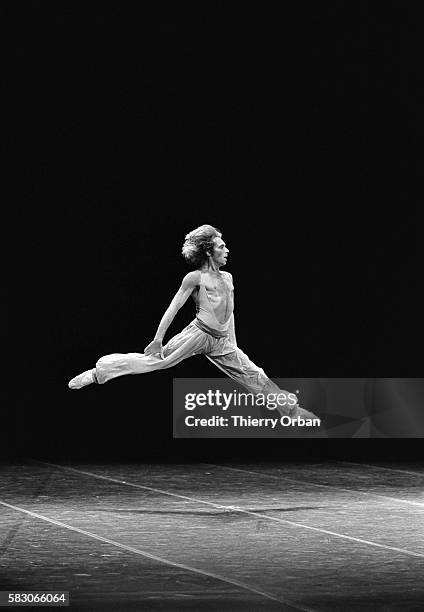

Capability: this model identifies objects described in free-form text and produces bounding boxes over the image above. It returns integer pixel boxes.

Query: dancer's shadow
[95,505,331,516]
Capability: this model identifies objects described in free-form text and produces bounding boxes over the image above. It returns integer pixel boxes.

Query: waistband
[194,318,229,339]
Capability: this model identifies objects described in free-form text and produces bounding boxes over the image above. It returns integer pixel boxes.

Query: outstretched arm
[144,271,200,357]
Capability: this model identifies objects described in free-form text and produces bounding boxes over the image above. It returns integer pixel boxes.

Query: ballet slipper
[68,369,96,389]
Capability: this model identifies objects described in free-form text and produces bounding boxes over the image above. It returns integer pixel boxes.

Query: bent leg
[69,322,209,388]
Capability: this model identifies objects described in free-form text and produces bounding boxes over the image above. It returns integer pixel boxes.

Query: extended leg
[68,321,209,389]
[206,347,320,421]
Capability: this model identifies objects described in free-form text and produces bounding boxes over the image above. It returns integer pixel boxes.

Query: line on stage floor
[334,460,424,477]
[0,499,310,611]
[29,460,424,559]
[206,463,424,509]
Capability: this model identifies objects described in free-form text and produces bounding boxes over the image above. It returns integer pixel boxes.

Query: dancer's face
[211,236,229,267]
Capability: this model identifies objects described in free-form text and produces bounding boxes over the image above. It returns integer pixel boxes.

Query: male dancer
[68,225,319,422]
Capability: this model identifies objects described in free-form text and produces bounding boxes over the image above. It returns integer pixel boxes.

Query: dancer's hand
[144,339,164,359]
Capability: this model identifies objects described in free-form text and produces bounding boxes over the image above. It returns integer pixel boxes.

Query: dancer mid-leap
[68,224,319,422]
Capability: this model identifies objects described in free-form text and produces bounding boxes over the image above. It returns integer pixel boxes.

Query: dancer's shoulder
[181,270,201,289]
[221,270,233,281]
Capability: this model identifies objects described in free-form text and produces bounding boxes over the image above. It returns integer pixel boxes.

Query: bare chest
[203,273,233,298]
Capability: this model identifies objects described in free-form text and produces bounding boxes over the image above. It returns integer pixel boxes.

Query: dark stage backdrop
[9,3,423,461]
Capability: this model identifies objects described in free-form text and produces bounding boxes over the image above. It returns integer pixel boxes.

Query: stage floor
[1,460,423,611]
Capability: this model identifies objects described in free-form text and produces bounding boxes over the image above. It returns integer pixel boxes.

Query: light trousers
[95,320,294,401]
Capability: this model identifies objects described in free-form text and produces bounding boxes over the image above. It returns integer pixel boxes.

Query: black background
[8,2,423,462]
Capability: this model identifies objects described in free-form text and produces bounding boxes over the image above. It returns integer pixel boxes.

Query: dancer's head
[182,224,229,269]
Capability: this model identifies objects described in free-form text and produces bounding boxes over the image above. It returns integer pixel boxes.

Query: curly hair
[181,224,222,268]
